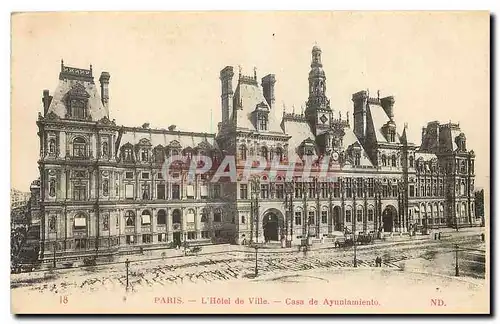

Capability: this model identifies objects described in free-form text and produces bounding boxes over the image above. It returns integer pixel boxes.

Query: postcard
[10,11,490,314]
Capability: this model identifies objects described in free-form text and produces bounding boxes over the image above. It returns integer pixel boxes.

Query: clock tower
[304,45,332,136]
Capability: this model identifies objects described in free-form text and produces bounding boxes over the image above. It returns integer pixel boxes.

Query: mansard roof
[231,74,283,134]
[46,62,108,121]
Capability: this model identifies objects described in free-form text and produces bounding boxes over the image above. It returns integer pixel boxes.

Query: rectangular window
[308,211,315,225]
[321,182,328,199]
[295,212,302,226]
[333,181,340,198]
[172,184,180,199]
[157,172,163,179]
[357,178,363,197]
[125,171,134,179]
[276,184,284,199]
[157,184,166,200]
[141,183,150,200]
[368,209,374,222]
[409,185,415,197]
[201,231,210,239]
[345,178,352,198]
[367,179,374,197]
[321,211,328,224]
[141,149,148,162]
[75,238,87,250]
[240,184,248,199]
[345,210,352,222]
[308,182,315,198]
[187,232,196,240]
[214,211,222,222]
[382,185,389,198]
[141,172,149,180]
[126,235,135,245]
[200,185,208,198]
[212,184,221,198]
[392,185,398,197]
[73,185,87,201]
[294,183,303,199]
[157,233,166,242]
[141,214,151,225]
[260,184,269,199]
[186,185,195,198]
[356,209,363,222]
[142,234,152,244]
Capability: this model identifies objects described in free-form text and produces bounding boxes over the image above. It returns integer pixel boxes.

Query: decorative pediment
[67,82,90,98]
[255,101,269,111]
[97,116,115,126]
[168,140,182,148]
[196,140,213,150]
[138,138,151,146]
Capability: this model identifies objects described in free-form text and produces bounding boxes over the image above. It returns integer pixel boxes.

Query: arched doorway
[262,209,285,242]
[382,205,397,232]
[333,206,342,231]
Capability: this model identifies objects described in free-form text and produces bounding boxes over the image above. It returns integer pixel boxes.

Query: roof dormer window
[258,112,268,131]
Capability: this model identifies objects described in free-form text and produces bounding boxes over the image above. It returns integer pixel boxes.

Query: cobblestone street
[11,233,485,295]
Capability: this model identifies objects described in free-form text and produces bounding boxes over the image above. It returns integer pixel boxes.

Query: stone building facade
[34,47,478,258]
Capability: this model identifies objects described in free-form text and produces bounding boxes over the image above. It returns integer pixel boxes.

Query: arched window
[171,149,179,157]
[261,146,268,159]
[141,210,151,225]
[49,139,56,154]
[125,210,135,227]
[73,137,87,157]
[172,209,182,224]
[381,155,387,166]
[409,155,414,168]
[102,142,108,157]
[241,215,246,224]
[74,213,87,230]
[239,145,247,160]
[157,209,166,225]
[391,155,397,167]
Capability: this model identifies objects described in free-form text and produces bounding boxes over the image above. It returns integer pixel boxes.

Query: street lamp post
[353,181,357,268]
[125,258,130,291]
[250,177,260,244]
[455,244,459,276]
[254,245,259,277]
[285,181,294,247]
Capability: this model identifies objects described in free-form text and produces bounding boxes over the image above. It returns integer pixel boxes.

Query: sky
[11,12,489,193]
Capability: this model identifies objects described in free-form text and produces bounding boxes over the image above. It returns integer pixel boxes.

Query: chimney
[261,74,276,109]
[352,90,368,140]
[42,90,53,115]
[380,96,395,120]
[220,66,234,124]
[99,71,110,109]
